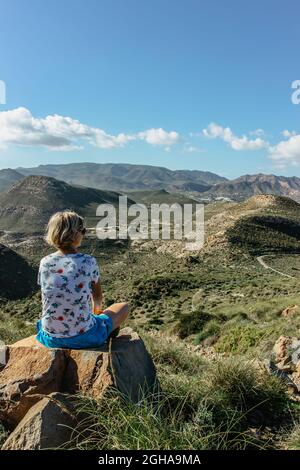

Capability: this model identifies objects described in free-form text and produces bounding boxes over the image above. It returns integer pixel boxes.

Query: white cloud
[281,129,297,138]
[138,128,180,146]
[0,107,180,151]
[201,122,300,168]
[269,133,300,165]
[203,123,268,151]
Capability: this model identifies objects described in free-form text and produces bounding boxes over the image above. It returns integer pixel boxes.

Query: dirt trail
[257,255,294,279]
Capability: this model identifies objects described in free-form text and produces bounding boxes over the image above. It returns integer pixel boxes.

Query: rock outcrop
[272,335,300,372]
[268,336,300,393]
[281,305,298,318]
[0,328,158,450]
[2,393,77,450]
[0,338,65,427]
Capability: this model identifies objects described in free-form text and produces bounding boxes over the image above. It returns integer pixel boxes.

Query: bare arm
[91,279,103,313]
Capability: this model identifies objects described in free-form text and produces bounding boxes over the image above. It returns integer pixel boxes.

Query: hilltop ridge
[0,175,123,233]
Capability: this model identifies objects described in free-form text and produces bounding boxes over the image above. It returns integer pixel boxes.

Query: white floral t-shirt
[38,252,100,338]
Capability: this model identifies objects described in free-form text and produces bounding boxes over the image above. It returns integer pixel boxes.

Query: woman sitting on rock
[36,210,129,349]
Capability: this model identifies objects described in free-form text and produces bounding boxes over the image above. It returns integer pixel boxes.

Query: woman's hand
[93,305,104,315]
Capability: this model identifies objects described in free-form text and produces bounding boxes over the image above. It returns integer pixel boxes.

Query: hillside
[0,175,124,233]
[0,244,37,299]
[126,189,197,205]
[205,195,300,255]
[203,174,300,202]
[16,162,226,193]
[0,169,24,193]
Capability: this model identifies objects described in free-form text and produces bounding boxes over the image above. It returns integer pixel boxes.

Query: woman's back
[38,252,99,337]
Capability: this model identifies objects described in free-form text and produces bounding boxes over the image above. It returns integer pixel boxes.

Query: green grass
[0,308,35,344]
[176,309,212,339]
[215,324,267,354]
[282,424,300,450]
[194,319,221,345]
[66,340,291,450]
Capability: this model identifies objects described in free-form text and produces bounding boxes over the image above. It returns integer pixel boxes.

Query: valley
[1,169,300,449]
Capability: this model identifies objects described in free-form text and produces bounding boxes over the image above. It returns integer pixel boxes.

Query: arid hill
[0,175,125,233]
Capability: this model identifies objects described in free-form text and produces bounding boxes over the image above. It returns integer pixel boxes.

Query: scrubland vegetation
[1,194,300,449]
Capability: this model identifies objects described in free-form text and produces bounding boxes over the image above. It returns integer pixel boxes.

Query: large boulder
[272,335,300,371]
[281,305,298,317]
[0,328,158,430]
[0,338,66,428]
[1,393,77,450]
[63,327,158,402]
[269,336,300,393]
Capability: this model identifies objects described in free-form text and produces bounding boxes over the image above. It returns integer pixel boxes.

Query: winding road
[257,255,294,279]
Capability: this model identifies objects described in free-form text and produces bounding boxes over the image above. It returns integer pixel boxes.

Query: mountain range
[15,163,225,193]
[1,163,300,203]
[201,174,300,202]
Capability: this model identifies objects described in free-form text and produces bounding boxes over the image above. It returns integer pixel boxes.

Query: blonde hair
[45,211,85,248]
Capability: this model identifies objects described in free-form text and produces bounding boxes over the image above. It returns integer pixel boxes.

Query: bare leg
[103,302,130,331]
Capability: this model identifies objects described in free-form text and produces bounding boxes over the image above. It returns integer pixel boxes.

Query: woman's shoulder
[40,252,97,266]
[40,252,62,265]
[79,253,97,264]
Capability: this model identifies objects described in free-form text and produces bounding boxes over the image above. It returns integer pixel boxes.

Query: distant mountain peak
[203,173,300,202]
[0,168,24,193]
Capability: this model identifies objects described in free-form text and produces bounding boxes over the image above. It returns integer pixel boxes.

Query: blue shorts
[36,313,114,349]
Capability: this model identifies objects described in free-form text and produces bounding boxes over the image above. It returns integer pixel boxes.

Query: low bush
[194,319,221,345]
[176,309,212,339]
[215,324,267,354]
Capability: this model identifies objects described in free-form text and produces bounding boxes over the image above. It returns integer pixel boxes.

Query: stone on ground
[0,338,66,428]
[1,393,77,450]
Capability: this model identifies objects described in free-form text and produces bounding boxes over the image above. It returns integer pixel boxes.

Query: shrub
[227,215,300,255]
[202,359,290,429]
[215,324,266,354]
[143,332,206,375]
[130,273,201,306]
[176,309,212,339]
[194,319,221,345]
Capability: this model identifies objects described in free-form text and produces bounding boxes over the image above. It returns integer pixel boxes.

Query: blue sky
[0,0,300,178]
